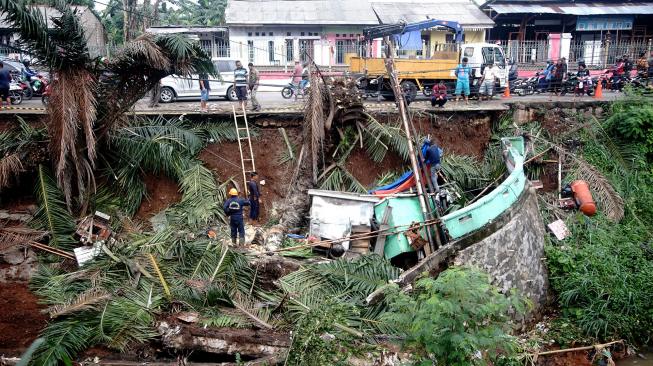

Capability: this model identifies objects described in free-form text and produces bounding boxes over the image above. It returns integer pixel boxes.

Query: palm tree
[0,0,214,210]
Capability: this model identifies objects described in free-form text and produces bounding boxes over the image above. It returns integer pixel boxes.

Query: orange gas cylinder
[571,180,597,216]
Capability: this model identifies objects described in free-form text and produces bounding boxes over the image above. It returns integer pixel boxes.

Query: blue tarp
[395,31,422,51]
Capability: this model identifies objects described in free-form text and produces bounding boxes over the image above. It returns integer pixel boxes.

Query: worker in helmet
[224,188,250,245]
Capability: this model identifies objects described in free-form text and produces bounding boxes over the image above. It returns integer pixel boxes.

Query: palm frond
[30,165,77,250]
[362,115,411,161]
[31,318,95,366]
[441,154,489,191]
[167,162,225,227]
[0,153,23,189]
[47,289,111,319]
[0,227,47,253]
[318,166,367,193]
[574,158,625,222]
[193,121,254,143]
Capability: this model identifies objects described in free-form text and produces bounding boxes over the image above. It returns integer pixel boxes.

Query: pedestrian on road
[247,172,261,220]
[454,57,471,104]
[479,62,497,101]
[224,188,250,245]
[199,72,210,113]
[431,80,447,108]
[560,57,568,80]
[550,59,564,98]
[298,62,309,99]
[0,62,11,109]
[623,54,633,77]
[292,60,302,86]
[149,79,161,108]
[234,60,248,110]
[247,63,261,111]
[423,140,443,192]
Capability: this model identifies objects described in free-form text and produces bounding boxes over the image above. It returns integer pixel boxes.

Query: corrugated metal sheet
[0,5,92,29]
[225,0,379,25]
[489,2,653,15]
[371,1,495,28]
[308,190,380,249]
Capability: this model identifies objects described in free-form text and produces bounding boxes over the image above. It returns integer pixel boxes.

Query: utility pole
[382,37,441,253]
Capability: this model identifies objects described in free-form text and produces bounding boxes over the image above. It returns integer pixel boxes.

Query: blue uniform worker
[423,141,443,192]
[246,172,261,220]
[224,188,250,245]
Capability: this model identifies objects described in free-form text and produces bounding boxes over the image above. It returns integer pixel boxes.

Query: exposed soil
[0,281,47,356]
[536,350,593,366]
[135,174,183,221]
[346,148,406,187]
[199,128,302,224]
[370,111,495,159]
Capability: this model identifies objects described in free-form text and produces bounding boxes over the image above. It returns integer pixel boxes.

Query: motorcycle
[281,80,310,99]
[22,74,48,100]
[512,75,538,96]
[560,73,594,96]
[41,83,51,105]
[9,82,23,105]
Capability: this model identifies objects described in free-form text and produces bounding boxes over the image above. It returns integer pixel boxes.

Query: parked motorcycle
[560,73,594,96]
[512,75,538,96]
[9,82,23,105]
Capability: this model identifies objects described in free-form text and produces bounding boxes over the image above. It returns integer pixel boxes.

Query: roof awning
[146,27,228,34]
[487,2,653,15]
[371,1,495,28]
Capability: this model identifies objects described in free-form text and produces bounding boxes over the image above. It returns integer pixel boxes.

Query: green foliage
[545,94,653,344]
[383,267,526,366]
[31,166,77,250]
[286,302,357,366]
[545,216,653,341]
[441,154,489,192]
[31,317,95,366]
[605,95,653,157]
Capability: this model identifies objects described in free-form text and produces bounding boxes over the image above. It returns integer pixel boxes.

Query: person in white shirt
[479,62,497,101]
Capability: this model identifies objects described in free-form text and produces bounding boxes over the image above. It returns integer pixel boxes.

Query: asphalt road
[12,88,619,113]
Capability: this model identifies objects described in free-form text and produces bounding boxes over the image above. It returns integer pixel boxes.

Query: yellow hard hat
[229,188,238,196]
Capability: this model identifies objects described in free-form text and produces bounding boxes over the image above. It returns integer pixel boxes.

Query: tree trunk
[158,321,290,358]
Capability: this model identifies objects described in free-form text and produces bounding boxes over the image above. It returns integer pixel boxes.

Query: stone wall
[454,188,549,321]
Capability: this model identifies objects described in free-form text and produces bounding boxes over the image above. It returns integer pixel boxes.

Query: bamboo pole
[531,340,623,357]
[382,37,437,254]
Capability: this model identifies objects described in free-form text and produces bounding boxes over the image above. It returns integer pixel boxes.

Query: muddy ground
[0,281,47,356]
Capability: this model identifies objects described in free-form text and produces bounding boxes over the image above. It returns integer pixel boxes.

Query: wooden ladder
[232,104,256,195]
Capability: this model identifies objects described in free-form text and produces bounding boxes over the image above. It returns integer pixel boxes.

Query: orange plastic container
[571,180,597,216]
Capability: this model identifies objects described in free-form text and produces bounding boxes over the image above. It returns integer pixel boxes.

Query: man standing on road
[479,62,497,101]
[224,188,250,245]
[248,63,261,111]
[247,172,261,221]
[234,60,248,110]
[0,62,11,109]
[454,57,471,104]
[199,72,210,113]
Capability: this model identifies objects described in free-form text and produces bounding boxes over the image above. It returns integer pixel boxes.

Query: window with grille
[268,41,275,62]
[248,40,254,63]
[286,39,294,62]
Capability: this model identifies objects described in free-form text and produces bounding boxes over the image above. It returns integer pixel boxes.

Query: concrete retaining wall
[454,189,549,320]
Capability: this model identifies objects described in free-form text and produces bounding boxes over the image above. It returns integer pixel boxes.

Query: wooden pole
[382,37,439,253]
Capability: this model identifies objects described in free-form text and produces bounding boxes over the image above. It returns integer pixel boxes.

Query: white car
[159,59,239,103]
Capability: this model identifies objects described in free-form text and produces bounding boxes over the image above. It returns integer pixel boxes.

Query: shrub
[383,267,526,366]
